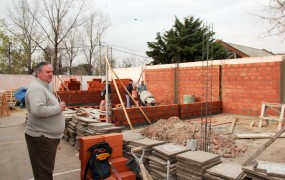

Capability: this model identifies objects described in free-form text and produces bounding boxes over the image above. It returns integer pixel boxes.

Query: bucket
[184,95,195,104]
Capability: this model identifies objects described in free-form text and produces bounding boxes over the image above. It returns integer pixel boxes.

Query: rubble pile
[141,117,196,145]
[141,117,246,158]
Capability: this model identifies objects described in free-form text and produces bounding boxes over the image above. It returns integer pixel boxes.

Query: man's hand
[57,143,61,150]
[59,101,66,111]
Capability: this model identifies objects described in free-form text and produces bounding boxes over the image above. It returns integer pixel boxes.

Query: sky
[0,0,284,63]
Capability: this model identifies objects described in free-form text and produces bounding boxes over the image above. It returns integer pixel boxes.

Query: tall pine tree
[146,16,228,65]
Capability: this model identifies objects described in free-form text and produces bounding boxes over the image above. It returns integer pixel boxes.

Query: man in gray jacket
[25,62,66,180]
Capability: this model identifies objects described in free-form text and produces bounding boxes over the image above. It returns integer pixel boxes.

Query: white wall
[0,74,104,91]
[0,74,34,91]
[113,66,145,85]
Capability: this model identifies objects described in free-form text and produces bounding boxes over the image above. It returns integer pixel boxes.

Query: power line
[10,43,152,59]
[110,47,151,59]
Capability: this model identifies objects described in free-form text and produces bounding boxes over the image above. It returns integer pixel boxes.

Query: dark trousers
[25,134,60,180]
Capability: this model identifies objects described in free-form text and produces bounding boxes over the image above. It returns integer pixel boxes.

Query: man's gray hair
[34,62,51,77]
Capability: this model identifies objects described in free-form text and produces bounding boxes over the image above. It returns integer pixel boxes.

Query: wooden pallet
[5,90,17,107]
[0,94,10,116]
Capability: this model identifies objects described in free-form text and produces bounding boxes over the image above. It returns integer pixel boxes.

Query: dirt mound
[141,117,197,145]
[140,117,246,158]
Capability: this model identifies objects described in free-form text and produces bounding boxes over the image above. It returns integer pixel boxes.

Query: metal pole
[99,33,101,76]
[8,42,11,74]
[105,46,109,123]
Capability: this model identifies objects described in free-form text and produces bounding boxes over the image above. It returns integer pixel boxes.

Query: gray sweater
[25,78,65,139]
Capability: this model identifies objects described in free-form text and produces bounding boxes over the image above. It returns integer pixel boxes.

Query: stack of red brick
[59,78,81,90]
[87,78,132,105]
[79,133,136,180]
[56,90,101,105]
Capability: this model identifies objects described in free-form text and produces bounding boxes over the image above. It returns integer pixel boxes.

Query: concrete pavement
[0,109,80,180]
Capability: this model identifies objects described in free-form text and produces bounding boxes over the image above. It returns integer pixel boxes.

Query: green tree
[0,20,29,74]
[146,16,228,65]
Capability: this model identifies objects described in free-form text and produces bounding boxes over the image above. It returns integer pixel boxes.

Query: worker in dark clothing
[101,80,112,101]
[125,79,133,108]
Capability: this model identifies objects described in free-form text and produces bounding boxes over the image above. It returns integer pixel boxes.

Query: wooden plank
[236,133,285,139]
[259,116,284,121]
[106,58,152,125]
[242,126,285,166]
[111,70,134,131]
[228,118,237,134]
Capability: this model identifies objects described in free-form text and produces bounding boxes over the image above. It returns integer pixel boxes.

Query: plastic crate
[14,87,27,104]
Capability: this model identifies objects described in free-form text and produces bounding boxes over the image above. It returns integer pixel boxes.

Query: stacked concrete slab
[63,109,124,150]
[176,151,221,180]
[148,143,190,180]
[126,138,165,171]
[122,131,145,175]
[243,160,285,180]
[204,162,244,180]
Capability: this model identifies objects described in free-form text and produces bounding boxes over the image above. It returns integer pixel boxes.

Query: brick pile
[79,133,136,180]
[210,132,246,158]
[87,78,131,105]
[60,77,81,90]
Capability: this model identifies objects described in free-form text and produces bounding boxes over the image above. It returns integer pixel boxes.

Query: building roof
[217,40,274,58]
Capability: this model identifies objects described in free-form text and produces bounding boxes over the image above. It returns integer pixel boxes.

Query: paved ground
[0,109,80,180]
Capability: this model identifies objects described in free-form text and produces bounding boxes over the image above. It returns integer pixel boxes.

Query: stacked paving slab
[204,162,244,180]
[63,109,124,150]
[126,138,165,173]
[176,151,221,180]
[243,160,285,180]
[148,143,190,180]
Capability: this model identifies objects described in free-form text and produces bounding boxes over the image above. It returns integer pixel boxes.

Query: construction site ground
[139,114,285,165]
[0,109,284,180]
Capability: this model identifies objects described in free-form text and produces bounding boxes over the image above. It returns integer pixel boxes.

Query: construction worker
[137,80,147,106]
[126,79,133,108]
[101,80,112,101]
[25,62,66,180]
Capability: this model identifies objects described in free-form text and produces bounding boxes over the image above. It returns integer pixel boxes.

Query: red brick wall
[222,62,281,116]
[145,68,175,105]
[57,90,102,106]
[111,104,179,126]
[145,66,221,105]
[178,66,220,102]
[111,101,222,126]
[180,101,222,119]
[87,78,131,105]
